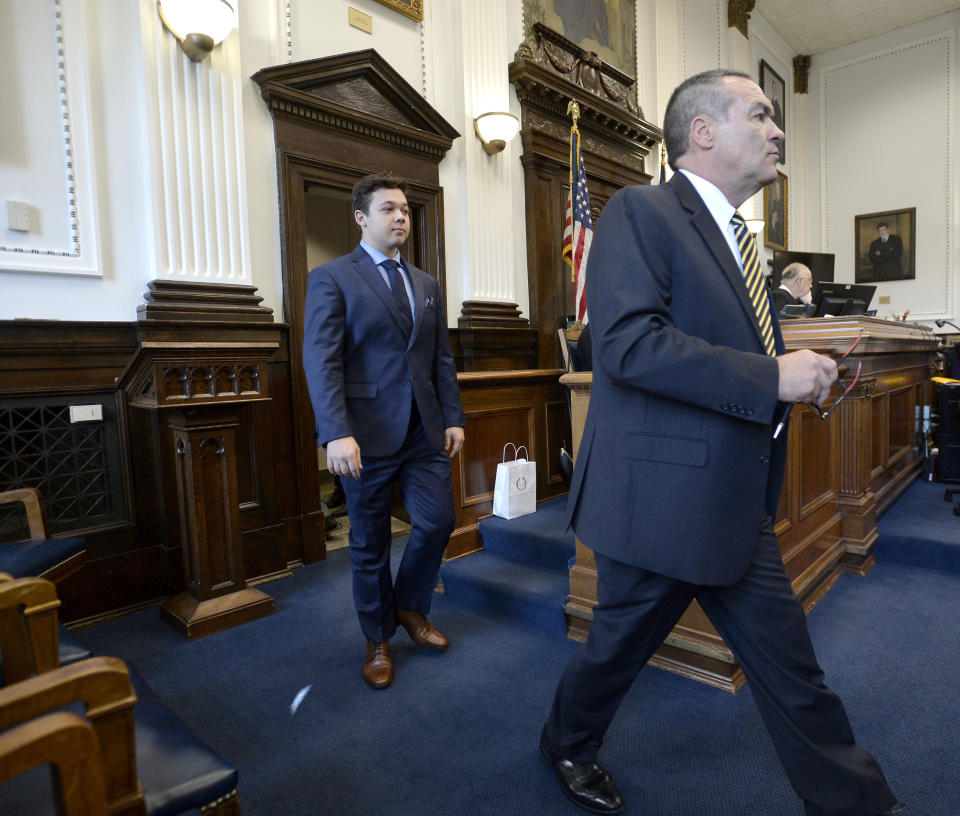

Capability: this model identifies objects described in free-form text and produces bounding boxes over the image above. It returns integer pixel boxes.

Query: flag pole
[566,101,580,282]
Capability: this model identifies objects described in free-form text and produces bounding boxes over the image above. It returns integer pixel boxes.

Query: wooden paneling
[446,370,570,559]
[459,407,535,505]
[0,314,315,625]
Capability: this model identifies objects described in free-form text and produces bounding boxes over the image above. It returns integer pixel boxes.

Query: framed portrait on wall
[523,0,637,80]
[854,208,916,283]
[763,171,787,250]
[759,59,785,163]
[372,0,423,22]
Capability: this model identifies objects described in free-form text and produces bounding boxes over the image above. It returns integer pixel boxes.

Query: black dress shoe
[539,726,624,814]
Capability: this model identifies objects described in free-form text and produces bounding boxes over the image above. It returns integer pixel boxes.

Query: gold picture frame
[372,0,423,22]
[763,171,787,250]
[854,207,916,283]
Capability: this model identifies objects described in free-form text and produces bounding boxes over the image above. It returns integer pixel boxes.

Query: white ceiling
[755,0,960,55]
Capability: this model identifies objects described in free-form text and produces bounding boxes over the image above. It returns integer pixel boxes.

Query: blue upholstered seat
[0,488,86,584]
[129,664,239,816]
[0,536,86,580]
[0,659,240,815]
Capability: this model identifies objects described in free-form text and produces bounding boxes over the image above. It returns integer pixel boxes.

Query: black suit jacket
[869,234,903,280]
[770,286,801,313]
[302,246,464,458]
[567,173,788,586]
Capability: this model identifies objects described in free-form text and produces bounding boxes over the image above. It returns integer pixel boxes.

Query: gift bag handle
[501,443,530,462]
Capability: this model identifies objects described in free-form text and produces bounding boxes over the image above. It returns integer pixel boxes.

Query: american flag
[561,125,593,324]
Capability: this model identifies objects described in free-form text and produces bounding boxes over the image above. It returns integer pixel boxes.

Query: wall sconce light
[158,0,238,62]
[745,219,765,236]
[473,112,520,155]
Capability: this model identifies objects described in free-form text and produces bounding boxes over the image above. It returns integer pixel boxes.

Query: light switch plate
[69,404,103,423]
[5,201,30,232]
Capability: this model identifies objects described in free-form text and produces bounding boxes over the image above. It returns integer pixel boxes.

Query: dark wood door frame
[253,51,459,560]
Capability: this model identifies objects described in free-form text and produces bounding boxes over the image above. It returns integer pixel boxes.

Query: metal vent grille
[0,397,125,541]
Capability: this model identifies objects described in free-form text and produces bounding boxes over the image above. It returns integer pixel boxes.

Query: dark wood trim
[0,308,316,625]
[137,280,274,323]
[457,301,528,329]
[510,25,660,369]
[253,51,460,576]
[449,327,538,372]
[447,369,570,558]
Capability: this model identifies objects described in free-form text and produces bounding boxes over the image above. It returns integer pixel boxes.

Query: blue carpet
[474,496,575,571]
[66,483,960,816]
[440,497,573,636]
[875,479,960,572]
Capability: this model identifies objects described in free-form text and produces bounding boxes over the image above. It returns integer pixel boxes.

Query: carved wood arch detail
[510,24,662,369]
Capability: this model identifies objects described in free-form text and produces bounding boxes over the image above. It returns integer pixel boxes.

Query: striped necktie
[382,258,413,333]
[730,211,776,356]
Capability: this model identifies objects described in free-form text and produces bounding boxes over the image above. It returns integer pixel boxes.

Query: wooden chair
[0,488,86,584]
[558,321,591,374]
[0,578,241,815]
[0,573,91,686]
[0,711,110,816]
[0,576,62,685]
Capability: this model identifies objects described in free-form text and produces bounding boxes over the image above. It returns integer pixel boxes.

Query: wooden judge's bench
[561,317,937,692]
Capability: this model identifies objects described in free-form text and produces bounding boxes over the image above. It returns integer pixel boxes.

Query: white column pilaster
[458,0,522,306]
[139,0,251,284]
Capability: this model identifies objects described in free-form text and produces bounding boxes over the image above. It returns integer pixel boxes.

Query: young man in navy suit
[303,173,465,690]
[539,71,899,815]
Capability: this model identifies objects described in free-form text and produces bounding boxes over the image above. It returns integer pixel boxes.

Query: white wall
[4,1,957,332]
[805,11,959,324]
[0,0,150,321]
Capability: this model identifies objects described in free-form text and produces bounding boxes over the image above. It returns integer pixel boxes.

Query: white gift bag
[492,443,537,519]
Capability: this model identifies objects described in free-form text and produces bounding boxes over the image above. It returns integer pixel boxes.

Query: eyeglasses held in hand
[809,329,863,420]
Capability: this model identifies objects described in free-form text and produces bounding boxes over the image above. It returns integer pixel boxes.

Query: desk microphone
[935,319,960,333]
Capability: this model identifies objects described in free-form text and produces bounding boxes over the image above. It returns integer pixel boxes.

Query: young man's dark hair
[351,172,409,215]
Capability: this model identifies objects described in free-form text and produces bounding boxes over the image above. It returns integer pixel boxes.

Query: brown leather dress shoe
[396,607,449,650]
[363,640,393,689]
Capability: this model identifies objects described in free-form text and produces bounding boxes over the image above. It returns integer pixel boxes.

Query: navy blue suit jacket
[303,246,464,458]
[568,173,789,586]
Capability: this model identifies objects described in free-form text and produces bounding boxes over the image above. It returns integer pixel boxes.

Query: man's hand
[327,436,362,479]
[444,427,465,458]
[777,350,838,406]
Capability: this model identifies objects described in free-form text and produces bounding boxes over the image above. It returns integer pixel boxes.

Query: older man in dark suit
[869,222,904,280]
[303,172,464,690]
[539,70,898,816]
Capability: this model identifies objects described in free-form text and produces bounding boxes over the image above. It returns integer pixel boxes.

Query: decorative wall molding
[681,0,723,80]
[511,24,660,158]
[794,55,811,93]
[252,51,458,161]
[727,0,755,39]
[284,0,293,62]
[821,32,954,318]
[0,0,102,277]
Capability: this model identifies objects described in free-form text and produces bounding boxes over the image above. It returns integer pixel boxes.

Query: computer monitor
[814,282,877,317]
[771,250,835,288]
